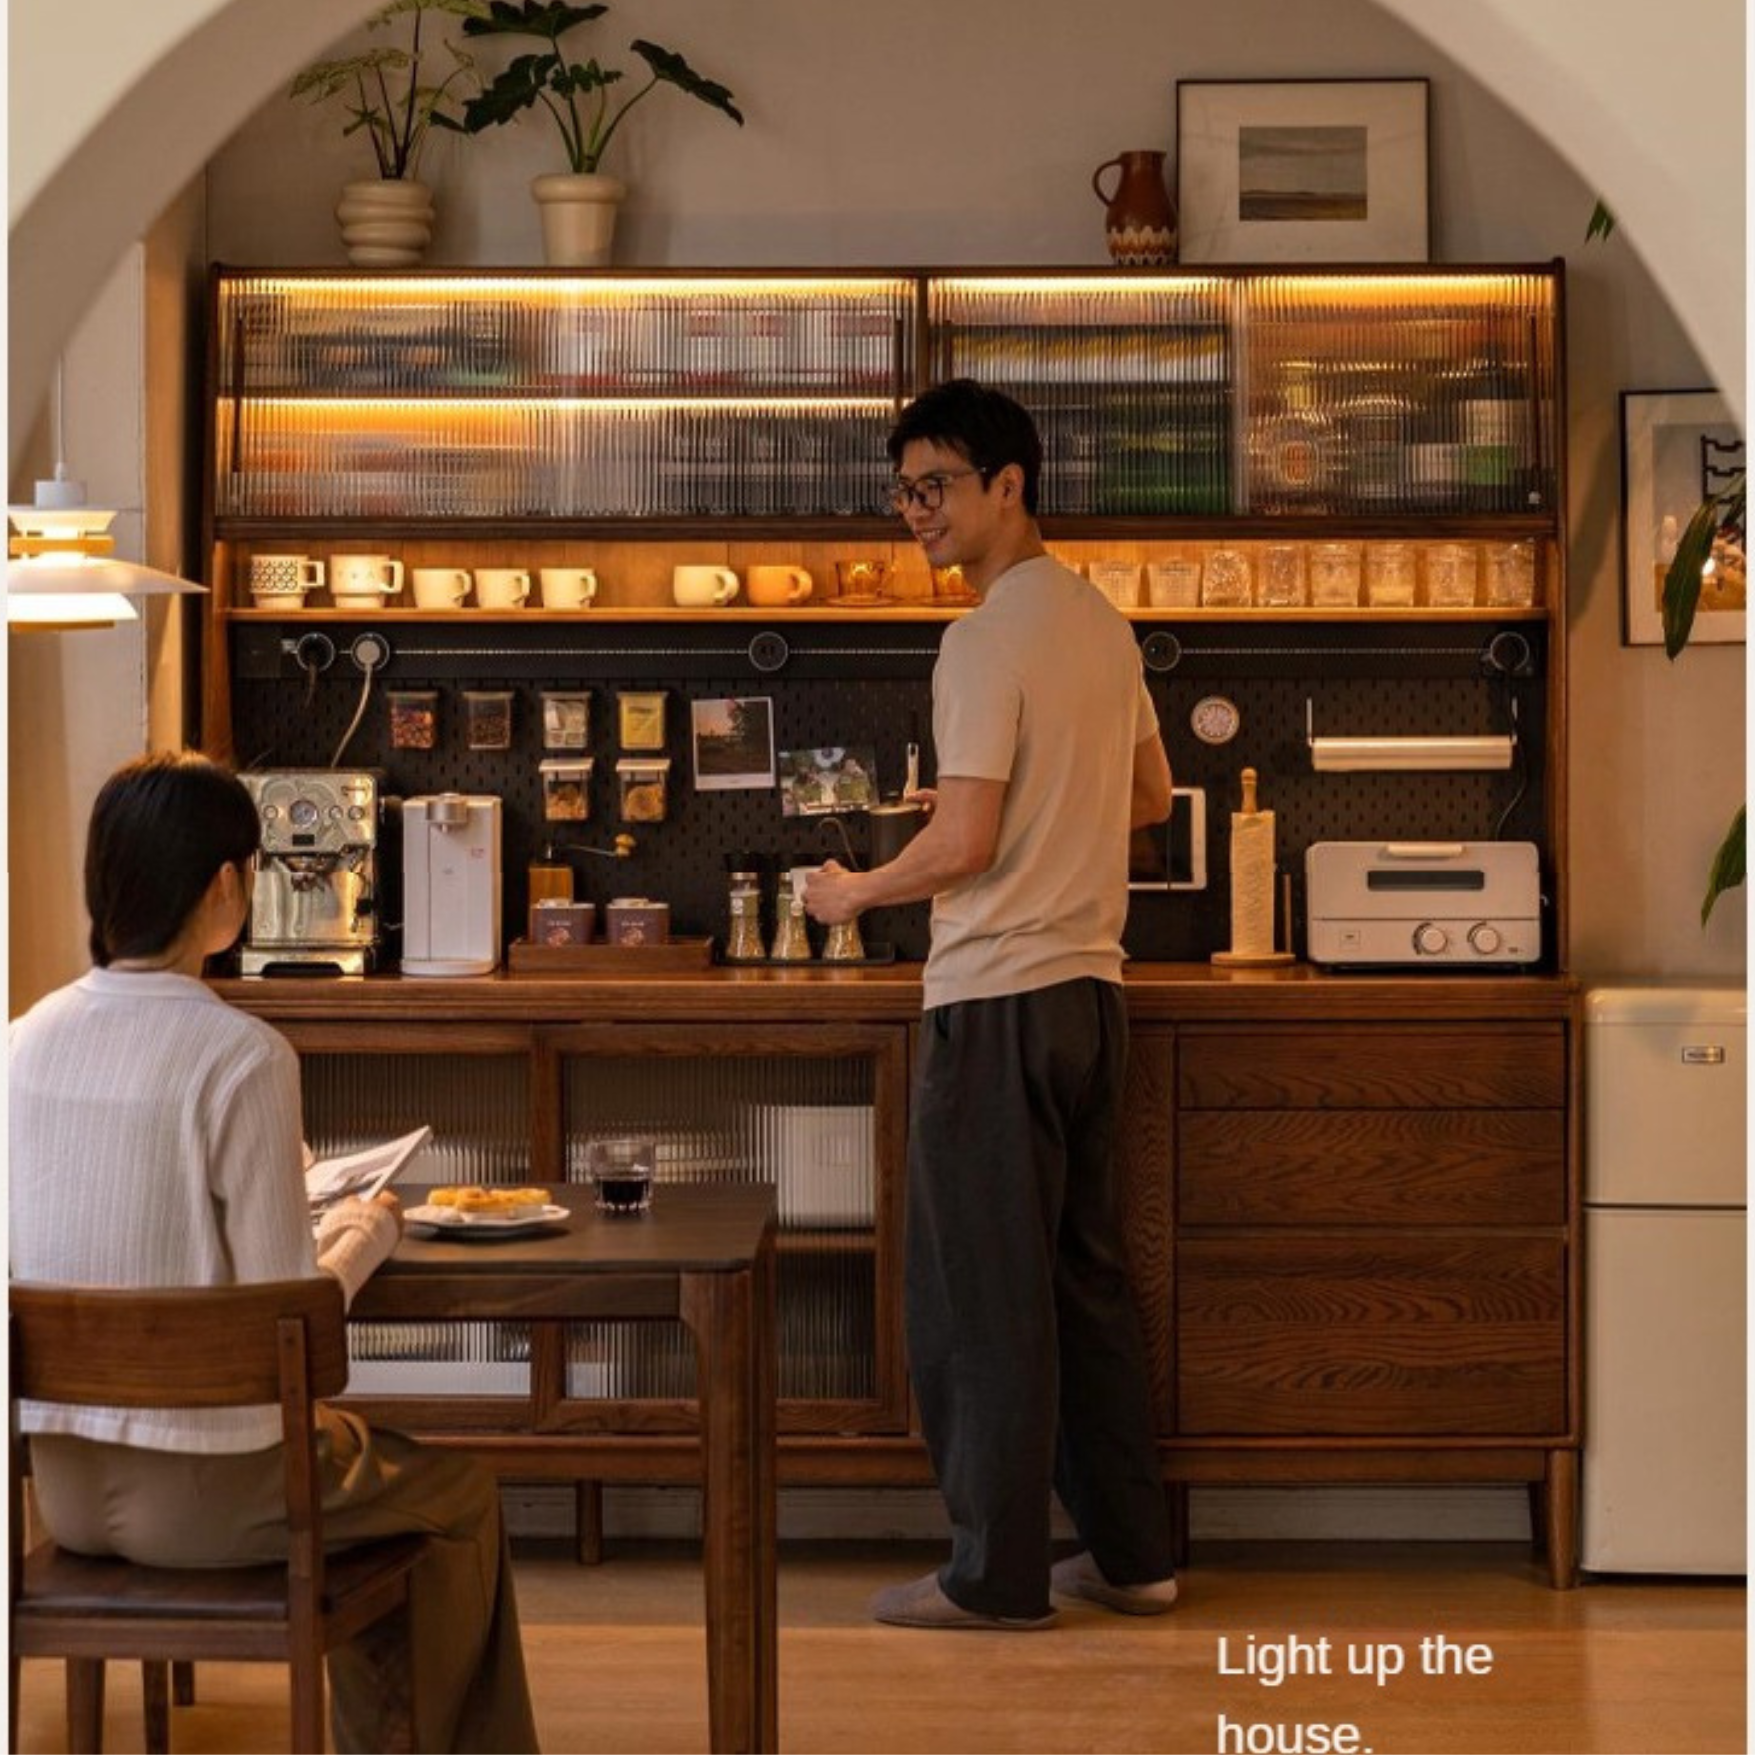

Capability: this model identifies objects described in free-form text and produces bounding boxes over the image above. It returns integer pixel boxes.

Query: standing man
[805,379,1179,1630]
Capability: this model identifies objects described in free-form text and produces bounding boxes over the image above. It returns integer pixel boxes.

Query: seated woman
[10,751,539,1755]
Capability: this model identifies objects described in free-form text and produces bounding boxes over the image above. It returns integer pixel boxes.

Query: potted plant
[292,0,488,265]
[449,0,744,266]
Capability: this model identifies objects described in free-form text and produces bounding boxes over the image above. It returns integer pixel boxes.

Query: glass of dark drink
[586,1135,656,1214]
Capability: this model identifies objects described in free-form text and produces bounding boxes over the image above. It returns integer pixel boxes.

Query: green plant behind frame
[292,0,489,180]
[450,1,743,173]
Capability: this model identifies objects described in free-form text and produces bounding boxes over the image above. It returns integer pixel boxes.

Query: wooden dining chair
[10,1278,427,1754]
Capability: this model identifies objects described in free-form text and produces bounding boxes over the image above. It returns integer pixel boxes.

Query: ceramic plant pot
[531,173,628,267]
[335,179,435,268]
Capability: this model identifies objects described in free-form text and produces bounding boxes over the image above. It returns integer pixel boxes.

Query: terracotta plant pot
[334,178,435,268]
[531,173,628,267]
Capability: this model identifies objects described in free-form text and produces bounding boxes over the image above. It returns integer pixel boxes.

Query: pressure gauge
[1190,695,1242,746]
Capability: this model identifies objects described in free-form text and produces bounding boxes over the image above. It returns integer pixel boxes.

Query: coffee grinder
[239,771,390,976]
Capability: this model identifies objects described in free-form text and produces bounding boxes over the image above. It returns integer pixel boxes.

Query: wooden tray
[508,937,715,974]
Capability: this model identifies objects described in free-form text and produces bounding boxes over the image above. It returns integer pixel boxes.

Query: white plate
[404,1203,569,1238]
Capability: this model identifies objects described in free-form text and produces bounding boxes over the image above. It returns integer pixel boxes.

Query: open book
[305,1125,432,1218]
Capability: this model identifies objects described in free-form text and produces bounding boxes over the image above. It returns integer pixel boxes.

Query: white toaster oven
[1305,841,1542,968]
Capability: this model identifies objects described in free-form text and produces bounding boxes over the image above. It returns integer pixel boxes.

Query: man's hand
[805,858,868,924]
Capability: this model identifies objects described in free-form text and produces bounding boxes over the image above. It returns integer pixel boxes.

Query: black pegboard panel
[230,619,1551,968]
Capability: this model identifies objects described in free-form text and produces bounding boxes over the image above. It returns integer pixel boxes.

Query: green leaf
[462,1,607,38]
[629,40,743,123]
[553,59,621,97]
[1701,806,1746,925]
[1663,470,1746,658]
[1585,200,1616,242]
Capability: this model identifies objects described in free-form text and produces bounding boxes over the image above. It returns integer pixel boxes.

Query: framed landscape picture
[1620,388,1746,647]
[1176,78,1430,263]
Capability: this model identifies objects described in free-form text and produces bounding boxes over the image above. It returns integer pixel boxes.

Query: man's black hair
[887,378,1044,515]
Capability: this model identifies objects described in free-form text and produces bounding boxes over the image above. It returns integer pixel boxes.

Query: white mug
[475,567,531,609]
[746,564,813,607]
[330,553,403,606]
[539,567,598,609]
[410,567,472,609]
[249,554,325,601]
[672,564,740,607]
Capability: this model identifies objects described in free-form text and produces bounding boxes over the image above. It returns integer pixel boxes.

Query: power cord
[331,633,391,768]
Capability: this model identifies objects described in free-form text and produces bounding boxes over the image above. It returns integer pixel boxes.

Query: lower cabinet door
[1176,1234,1566,1436]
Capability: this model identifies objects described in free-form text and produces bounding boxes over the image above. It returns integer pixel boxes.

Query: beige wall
[7,0,1747,1012]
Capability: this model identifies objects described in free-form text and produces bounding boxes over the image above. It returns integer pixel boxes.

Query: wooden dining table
[349,1181,779,1755]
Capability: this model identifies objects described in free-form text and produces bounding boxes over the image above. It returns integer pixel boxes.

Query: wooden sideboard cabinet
[221,968,1580,1583]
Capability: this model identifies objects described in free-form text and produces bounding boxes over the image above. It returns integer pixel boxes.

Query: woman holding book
[10,751,539,1753]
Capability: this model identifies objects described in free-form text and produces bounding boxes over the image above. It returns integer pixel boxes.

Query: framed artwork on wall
[1620,388,1746,647]
[1175,78,1430,264]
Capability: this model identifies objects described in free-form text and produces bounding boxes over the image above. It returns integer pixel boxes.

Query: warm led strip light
[231,276,916,300]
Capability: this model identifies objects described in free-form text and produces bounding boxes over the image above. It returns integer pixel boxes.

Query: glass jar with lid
[1364,542,1417,608]
[1308,542,1362,608]
[724,868,766,963]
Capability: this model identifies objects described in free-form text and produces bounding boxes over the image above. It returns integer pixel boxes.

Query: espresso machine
[239,771,390,976]
[402,794,503,977]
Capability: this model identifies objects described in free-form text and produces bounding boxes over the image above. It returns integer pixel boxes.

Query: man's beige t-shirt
[923,554,1158,1011]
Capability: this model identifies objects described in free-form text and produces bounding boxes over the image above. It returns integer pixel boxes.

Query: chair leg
[172,1660,196,1706]
[67,1658,106,1754]
[9,1653,20,1755]
[288,1658,326,1755]
[141,1661,170,1754]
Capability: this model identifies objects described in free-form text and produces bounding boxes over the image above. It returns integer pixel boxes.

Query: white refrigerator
[1582,986,1746,1574]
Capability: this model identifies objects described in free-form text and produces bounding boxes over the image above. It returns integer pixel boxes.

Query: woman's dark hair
[887,378,1045,514]
[84,752,260,967]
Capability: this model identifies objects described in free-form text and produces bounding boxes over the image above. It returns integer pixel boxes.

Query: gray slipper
[870,1571,1058,1631]
[1050,1550,1179,1615]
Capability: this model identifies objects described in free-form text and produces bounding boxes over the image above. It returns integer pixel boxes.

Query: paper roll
[1229,809,1277,957]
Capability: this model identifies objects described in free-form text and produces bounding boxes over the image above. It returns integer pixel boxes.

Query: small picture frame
[691,697,777,792]
[1619,388,1746,647]
[779,746,878,817]
[1176,78,1430,264]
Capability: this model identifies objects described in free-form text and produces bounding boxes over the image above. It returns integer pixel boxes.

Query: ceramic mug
[330,553,403,606]
[410,567,472,609]
[834,559,890,597]
[539,567,598,609]
[745,564,813,607]
[249,554,325,605]
[672,565,740,607]
[475,567,531,609]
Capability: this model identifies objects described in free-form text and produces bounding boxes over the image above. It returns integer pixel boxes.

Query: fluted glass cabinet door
[288,1025,539,1422]
[536,1022,909,1435]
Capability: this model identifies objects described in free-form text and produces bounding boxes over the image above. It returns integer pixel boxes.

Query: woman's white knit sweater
[10,967,398,1452]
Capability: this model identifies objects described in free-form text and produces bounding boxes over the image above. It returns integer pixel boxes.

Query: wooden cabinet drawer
[1179,1110,1565,1226]
[1176,1236,1566,1436]
[1179,1025,1566,1110]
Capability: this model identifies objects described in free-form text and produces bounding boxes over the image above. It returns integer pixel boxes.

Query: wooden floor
[14,1538,1745,1754]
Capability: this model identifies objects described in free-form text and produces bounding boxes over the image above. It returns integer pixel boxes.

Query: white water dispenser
[402,794,502,977]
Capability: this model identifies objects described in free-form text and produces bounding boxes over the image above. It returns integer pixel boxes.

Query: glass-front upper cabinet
[928,269,1558,521]
[212,272,917,521]
[205,264,1562,558]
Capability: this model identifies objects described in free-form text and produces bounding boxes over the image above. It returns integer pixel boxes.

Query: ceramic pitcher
[1092,150,1177,266]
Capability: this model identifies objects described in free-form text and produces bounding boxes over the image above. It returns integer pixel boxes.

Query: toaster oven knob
[1468,922,1503,955]
[1413,922,1450,956]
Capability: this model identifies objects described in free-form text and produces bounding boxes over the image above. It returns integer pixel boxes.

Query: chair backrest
[10,1277,351,1630]
[10,1278,349,1411]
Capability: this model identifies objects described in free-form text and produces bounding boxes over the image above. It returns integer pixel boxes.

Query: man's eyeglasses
[884,466,989,517]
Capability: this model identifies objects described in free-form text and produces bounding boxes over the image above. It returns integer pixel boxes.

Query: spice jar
[615,758,671,824]
[541,690,591,751]
[539,758,593,822]
[1308,542,1362,607]
[723,869,766,963]
[464,689,515,750]
[387,688,439,750]
[1364,543,1417,608]
[1201,546,1253,608]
